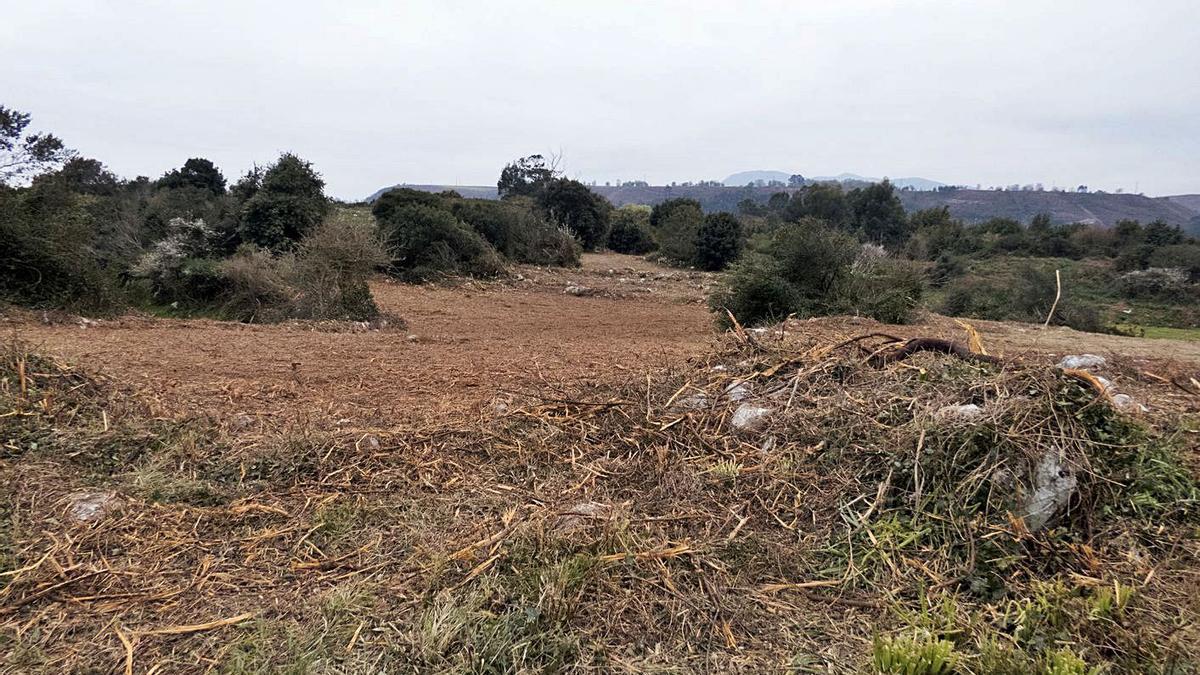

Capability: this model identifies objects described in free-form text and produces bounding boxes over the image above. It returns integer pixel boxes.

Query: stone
[935,403,984,422]
[670,393,708,412]
[564,285,596,297]
[1111,393,1146,413]
[1021,452,1078,531]
[67,491,122,524]
[723,381,753,402]
[554,501,611,533]
[731,404,771,432]
[1057,354,1106,370]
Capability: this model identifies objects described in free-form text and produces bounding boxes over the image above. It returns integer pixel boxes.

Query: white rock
[710,365,728,373]
[1022,452,1077,531]
[935,404,984,422]
[723,381,753,402]
[564,285,595,297]
[67,491,122,524]
[1111,394,1147,412]
[670,393,709,412]
[731,404,772,432]
[1058,354,1106,370]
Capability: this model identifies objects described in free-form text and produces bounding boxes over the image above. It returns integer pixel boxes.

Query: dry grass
[1,321,1198,673]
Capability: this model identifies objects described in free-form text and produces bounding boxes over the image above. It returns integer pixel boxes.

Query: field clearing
[2,253,1200,672]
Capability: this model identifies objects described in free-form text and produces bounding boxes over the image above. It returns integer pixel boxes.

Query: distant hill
[723,170,793,186]
[898,189,1198,233]
[1167,194,1200,214]
[368,183,1198,233]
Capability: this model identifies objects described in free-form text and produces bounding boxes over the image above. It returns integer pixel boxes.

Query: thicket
[0,106,384,322]
[712,180,1199,332]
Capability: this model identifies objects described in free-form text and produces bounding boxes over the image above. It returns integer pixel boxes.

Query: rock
[759,436,777,453]
[554,501,611,533]
[710,364,728,373]
[406,334,420,342]
[1094,376,1114,393]
[670,393,709,412]
[360,434,381,451]
[1111,393,1146,412]
[731,403,772,432]
[67,491,122,524]
[1058,354,1106,370]
[564,285,596,297]
[1021,452,1078,531]
[723,381,753,402]
[231,413,256,431]
[934,403,984,422]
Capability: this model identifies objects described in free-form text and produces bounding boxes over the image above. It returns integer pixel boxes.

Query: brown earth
[3,252,1198,428]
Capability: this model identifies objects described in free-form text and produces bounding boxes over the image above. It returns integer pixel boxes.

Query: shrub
[451,198,579,267]
[708,253,797,327]
[1147,243,1200,281]
[130,217,225,306]
[217,246,293,322]
[290,213,388,320]
[0,186,122,312]
[694,212,743,271]
[842,251,924,324]
[607,205,656,254]
[653,200,704,265]
[238,154,329,251]
[1117,267,1192,301]
[377,204,504,281]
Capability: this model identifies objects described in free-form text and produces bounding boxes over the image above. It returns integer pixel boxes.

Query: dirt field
[4,253,1197,429]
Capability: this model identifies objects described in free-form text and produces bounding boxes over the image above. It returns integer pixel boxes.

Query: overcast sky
[4,0,1197,199]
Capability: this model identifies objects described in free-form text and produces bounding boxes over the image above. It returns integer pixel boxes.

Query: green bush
[377,204,504,281]
[538,178,610,251]
[653,200,704,265]
[843,252,924,324]
[708,253,798,327]
[451,198,578,267]
[607,205,656,254]
[694,212,742,271]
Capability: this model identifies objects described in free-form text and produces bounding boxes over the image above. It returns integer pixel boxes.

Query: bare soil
[4,253,1198,428]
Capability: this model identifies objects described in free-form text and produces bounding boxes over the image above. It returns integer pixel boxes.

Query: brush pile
[1,325,1198,672]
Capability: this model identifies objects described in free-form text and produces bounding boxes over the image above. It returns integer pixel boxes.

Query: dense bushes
[375,204,504,282]
[538,178,610,251]
[710,219,922,327]
[370,187,579,280]
[607,205,656,254]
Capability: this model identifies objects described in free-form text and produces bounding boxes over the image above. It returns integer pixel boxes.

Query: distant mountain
[722,170,793,186]
[1167,194,1200,214]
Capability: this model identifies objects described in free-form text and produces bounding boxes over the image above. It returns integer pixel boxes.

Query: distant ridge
[722,170,946,191]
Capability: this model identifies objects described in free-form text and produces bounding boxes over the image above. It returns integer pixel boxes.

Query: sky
[3,0,1198,199]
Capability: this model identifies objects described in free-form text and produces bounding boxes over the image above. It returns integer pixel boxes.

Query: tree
[694,212,743,271]
[849,180,909,247]
[238,154,329,251]
[766,192,790,212]
[1143,220,1184,247]
[497,154,558,199]
[538,178,610,251]
[788,174,805,187]
[0,105,74,185]
[159,158,226,194]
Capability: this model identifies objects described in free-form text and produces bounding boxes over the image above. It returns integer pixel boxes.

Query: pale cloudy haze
[3,0,1197,198]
